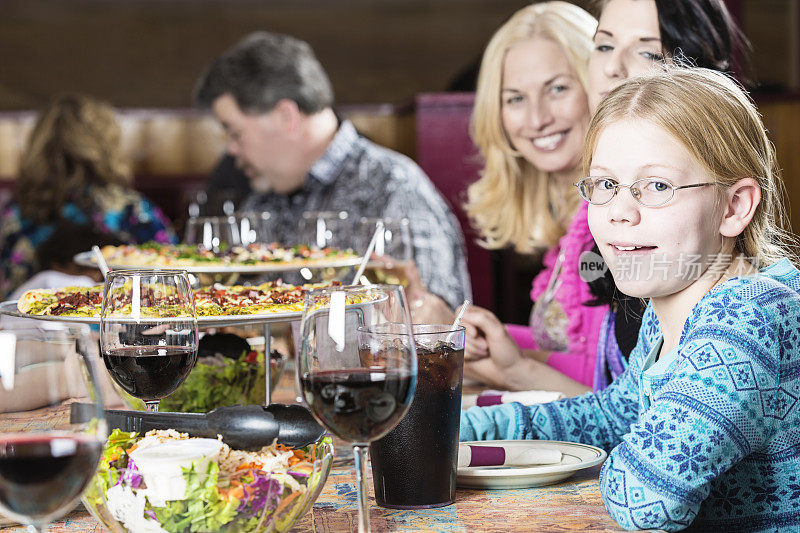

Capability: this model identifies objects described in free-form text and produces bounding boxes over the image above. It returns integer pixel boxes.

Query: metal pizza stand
[7,251,364,405]
[0,300,305,405]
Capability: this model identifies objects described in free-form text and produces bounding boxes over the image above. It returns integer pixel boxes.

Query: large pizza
[16,281,345,318]
[94,242,358,269]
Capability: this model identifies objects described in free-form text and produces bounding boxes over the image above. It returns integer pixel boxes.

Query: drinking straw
[452,299,471,328]
[350,221,384,285]
[92,245,109,278]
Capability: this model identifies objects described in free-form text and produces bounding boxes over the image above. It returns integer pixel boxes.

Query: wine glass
[300,210,351,249]
[235,211,275,245]
[297,284,417,533]
[357,217,413,286]
[0,322,107,532]
[297,210,356,283]
[183,215,240,252]
[99,269,199,412]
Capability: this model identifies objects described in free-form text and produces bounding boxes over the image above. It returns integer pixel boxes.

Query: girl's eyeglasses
[574,176,715,207]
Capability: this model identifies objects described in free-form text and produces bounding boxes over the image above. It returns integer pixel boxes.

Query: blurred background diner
[0,0,798,322]
[0,94,176,299]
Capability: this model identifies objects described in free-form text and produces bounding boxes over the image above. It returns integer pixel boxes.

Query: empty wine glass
[0,322,107,532]
[296,211,358,283]
[183,215,240,252]
[297,284,417,533]
[300,210,352,249]
[235,211,275,245]
[357,217,413,286]
[99,269,198,412]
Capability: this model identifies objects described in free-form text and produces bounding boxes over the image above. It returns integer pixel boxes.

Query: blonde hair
[465,1,596,253]
[16,94,131,224]
[583,68,796,267]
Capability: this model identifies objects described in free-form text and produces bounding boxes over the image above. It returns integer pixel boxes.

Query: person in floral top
[0,94,176,299]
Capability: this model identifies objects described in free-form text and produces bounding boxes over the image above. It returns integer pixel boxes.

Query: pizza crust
[17,288,51,314]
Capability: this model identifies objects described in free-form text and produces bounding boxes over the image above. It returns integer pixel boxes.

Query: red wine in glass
[301,369,414,442]
[298,284,417,533]
[102,345,197,402]
[0,433,102,522]
[100,269,199,412]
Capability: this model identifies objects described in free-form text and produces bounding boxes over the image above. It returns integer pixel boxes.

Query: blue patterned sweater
[461,259,800,532]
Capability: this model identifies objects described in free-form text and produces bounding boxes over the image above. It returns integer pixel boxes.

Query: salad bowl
[82,429,333,533]
[157,348,286,413]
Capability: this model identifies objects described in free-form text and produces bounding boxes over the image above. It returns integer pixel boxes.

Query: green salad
[159,349,283,413]
[83,429,332,533]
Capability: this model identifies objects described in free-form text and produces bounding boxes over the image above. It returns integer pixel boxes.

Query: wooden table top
[0,370,642,532]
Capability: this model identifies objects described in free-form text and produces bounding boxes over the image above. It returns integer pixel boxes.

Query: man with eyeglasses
[193,31,471,308]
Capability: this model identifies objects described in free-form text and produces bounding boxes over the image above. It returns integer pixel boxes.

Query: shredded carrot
[273,490,301,515]
[236,461,263,471]
[220,485,245,501]
[126,443,140,454]
[290,462,313,475]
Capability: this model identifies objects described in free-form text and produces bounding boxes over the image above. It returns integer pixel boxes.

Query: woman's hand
[460,307,590,396]
[460,306,524,369]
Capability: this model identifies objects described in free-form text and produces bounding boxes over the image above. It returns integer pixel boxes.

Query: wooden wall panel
[0,104,412,181]
[760,99,800,236]
[0,0,532,110]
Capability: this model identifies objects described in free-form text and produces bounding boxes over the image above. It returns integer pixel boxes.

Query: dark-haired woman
[461,0,749,393]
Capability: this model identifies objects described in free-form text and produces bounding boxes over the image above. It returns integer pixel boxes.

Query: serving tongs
[71,403,325,450]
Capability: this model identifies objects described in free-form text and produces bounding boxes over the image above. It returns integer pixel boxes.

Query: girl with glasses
[461,0,750,397]
[462,68,800,532]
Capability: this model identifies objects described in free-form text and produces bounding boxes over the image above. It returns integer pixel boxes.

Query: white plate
[74,251,363,274]
[457,440,607,489]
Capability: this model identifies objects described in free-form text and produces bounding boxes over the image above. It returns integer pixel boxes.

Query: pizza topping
[97,242,358,269]
[18,280,346,318]
[50,303,75,316]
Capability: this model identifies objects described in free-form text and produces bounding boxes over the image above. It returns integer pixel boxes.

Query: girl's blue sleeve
[460,355,642,449]
[459,305,666,447]
[598,287,785,531]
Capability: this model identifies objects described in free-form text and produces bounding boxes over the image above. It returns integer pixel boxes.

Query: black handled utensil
[71,403,325,450]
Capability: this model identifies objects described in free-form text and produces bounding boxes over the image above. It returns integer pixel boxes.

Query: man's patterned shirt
[241,120,471,308]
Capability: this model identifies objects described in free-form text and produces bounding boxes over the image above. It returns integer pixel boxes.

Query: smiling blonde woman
[466,1,596,253]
